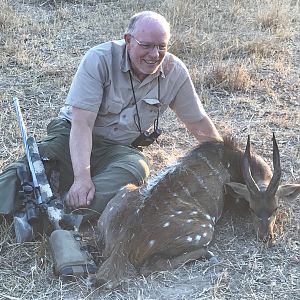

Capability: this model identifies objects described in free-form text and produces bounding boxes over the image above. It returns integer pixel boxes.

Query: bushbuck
[89,134,300,288]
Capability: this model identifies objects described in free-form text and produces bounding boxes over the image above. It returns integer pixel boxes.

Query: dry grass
[0,0,299,299]
[203,62,253,93]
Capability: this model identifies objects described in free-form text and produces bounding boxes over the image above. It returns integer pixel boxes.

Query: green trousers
[0,118,150,220]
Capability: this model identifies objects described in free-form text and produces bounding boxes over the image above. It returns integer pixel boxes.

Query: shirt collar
[120,41,166,79]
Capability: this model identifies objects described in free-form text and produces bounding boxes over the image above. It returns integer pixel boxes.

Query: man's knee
[110,153,150,184]
[87,154,149,217]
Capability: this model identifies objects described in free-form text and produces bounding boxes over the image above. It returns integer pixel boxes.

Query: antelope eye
[272,207,279,215]
[266,208,278,221]
[249,208,264,220]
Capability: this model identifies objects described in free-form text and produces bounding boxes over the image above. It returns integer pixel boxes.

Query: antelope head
[225,134,300,245]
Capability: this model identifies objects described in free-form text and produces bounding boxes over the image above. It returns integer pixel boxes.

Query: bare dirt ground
[0,0,299,299]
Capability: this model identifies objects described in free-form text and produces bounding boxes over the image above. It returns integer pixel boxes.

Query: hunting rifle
[13,96,97,278]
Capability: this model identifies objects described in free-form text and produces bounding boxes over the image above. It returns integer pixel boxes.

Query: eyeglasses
[131,36,167,51]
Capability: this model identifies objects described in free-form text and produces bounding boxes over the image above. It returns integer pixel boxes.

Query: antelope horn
[242,135,260,194]
[266,133,281,195]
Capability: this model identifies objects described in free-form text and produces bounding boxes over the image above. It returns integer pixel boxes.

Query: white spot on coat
[190,211,198,215]
[204,214,211,220]
[176,211,183,215]
[195,235,201,241]
[163,222,170,228]
[187,236,193,242]
[186,219,193,223]
[148,240,155,247]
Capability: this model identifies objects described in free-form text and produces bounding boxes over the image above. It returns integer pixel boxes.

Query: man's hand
[66,177,95,209]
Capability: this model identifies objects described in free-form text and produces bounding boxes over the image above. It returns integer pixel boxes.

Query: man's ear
[225,182,251,203]
[124,34,131,45]
[277,184,300,201]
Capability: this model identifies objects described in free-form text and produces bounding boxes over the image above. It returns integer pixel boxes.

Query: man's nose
[149,46,160,57]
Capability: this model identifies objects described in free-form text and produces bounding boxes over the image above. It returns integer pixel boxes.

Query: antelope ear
[225,182,251,203]
[277,184,300,201]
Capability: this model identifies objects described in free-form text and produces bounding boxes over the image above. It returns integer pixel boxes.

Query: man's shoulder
[85,40,125,59]
[162,52,189,76]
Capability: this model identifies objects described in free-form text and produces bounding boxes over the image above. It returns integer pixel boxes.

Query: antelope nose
[261,233,275,247]
[261,234,271,242]
[257,229,271,241]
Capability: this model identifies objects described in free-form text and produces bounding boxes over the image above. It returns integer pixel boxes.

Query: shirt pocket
[99,99,123,115]
[106,101,123,114]
[137,98,161,131]
[97,100,124,127]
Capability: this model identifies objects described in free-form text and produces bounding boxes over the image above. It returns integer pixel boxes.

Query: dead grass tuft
[0,0,14,31]
[203,63,253,92]
[256,2,293,31]
[239,37,284,59]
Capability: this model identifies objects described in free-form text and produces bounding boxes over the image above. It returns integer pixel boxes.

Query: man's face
[125,19,170,81]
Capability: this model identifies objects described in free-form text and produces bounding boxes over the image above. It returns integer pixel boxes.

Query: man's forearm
[70,122,93,180]
[69,107,97,180]
[185,115,223,144]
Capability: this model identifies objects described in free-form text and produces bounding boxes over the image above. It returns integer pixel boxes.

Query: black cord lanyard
[129,71,160,134]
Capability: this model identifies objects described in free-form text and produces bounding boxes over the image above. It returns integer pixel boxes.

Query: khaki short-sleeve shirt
[59,40,207,145]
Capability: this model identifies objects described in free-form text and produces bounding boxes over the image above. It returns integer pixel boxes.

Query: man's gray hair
[126,11,170,36]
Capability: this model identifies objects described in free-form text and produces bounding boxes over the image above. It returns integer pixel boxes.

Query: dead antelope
[89,134,300,288]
